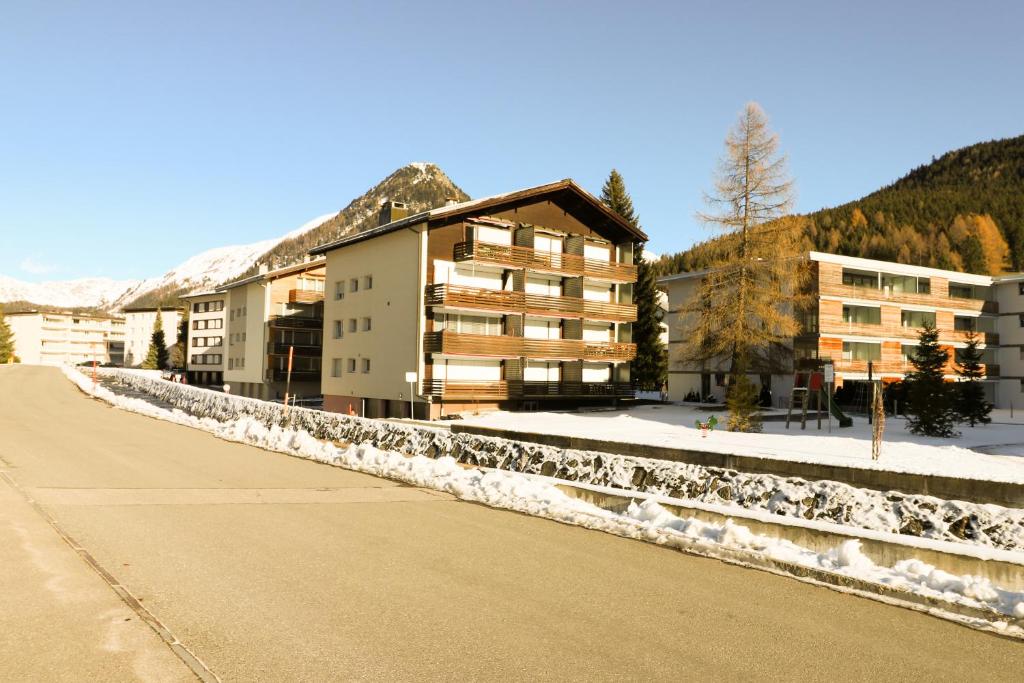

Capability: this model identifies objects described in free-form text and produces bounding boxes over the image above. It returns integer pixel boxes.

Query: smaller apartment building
[311,181,644,419]
[222,260,326,400]
[181,292,226,385]
[661,252,1024,408]
[6,311,125,366]
[121,307,182,367]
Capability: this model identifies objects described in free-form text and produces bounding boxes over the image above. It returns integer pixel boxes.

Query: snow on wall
[95,369,1024,552]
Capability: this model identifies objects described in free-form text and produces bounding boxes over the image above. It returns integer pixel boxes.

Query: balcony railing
[288,289,325,304]
[421,379,634,400]
[830,358,997,377]
[423,331,636,361]
[425,284,637,323]
[268,315,323,330]
[267,368,321,382]
[453,241,637,283]
[830,321,999,346]
[821,282,998,314]
[266,343,322,357]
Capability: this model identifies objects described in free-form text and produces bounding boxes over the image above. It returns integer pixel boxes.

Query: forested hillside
[655,135,1024,276]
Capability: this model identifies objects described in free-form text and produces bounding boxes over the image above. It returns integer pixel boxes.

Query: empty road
[1,365,1021,681]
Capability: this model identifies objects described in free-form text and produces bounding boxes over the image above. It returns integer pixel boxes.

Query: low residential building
[310,180,645,419]
[121,306,183,367]
[660,251,1023,407]
[181,291,227,385]
[994,273,1024,408]
[221,260,326,400]
[5,311,125,366]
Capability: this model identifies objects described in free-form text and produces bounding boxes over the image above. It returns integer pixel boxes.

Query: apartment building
[660,251,1024,407]
[121,306,182,367]
[221,260,326,400]
[181,291,227,385]
[995,273,1024,409]
[5,311,125,366]
[310,180,645,419]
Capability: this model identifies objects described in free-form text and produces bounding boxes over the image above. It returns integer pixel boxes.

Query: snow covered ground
[458,404,1024,484]
[58,367,1024,632]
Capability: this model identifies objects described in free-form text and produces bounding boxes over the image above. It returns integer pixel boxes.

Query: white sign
[405,371,418,383]
[823,366,834,384]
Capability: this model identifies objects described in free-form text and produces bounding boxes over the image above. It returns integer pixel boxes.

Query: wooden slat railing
[826,321,999,345]
[821,282,997,314]
[425,284,636,322]
[423,331,636,361]
[288,289,324,304]
[453,241,637,282]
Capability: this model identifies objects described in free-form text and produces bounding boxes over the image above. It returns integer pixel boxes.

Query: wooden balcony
[826,322,999,345]
[288,289,324,304]
[453,241,637,283]
[423,331,636,361]
[820,282,997,314]
[425,284,637,322]
[830,358,997,377]
[268,315,323,330]
[421,379,635,400]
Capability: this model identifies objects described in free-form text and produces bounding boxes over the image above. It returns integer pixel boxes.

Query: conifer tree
[0,310,16,363]
[905,322,957,437]
[142,308,169,370]
[600,169,667,391]
[679,102,808,432]
[169,310,189,369]
[954,330,992,426]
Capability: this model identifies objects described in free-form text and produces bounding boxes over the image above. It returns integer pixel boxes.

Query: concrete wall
[321,223,425,413]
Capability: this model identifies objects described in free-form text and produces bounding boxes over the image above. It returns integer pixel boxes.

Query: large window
[335,281,345,300]
[842,269,876,288]
[331,358,342,377]
[949,283,989,300]
[901,310,935,328]
[881,274,930,294]
[842,305,880,325]
[842,341,881,362]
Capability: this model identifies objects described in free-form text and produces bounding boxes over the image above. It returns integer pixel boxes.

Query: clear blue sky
[2,1,1022,282]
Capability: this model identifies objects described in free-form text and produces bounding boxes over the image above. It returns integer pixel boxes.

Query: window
[191,354,201,364]
[1019,282,1024,296]
[209,319,223,330]
[230,310,235,321]
[917,278,931,294]
[350,278,359,293]
[842,305,881,325]
[348,319,357,333]
[229,358,234,370]
[842,269,876,288]
[347,358,356,373]
[949,283,988,300]
[192,337,200,347]
[954,316,976,332]
[331,358,342,377]
[242,332,246,342]
[843,341,881,362]
[361,358,370,373]
[193,303,202,313]
[362,317,372,331]
[901,344,917,363]
[335,281,345,300]
[333,320,343,339]
[210,336,223,346]
[901,310,935,328]
[364,275,373,290]
[1019,314,1024,328]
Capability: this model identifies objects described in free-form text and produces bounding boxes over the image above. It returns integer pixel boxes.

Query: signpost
[823,364,834,434]
[283,346,295,418]
[405,371,417,420]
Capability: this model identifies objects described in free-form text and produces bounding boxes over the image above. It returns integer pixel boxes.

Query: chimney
[444,197,459,207]
[378,200,410,226]
[258,263,269,275]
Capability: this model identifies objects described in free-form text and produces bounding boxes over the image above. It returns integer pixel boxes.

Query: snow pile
[64,367,1024,628]
[88,369,1024,552]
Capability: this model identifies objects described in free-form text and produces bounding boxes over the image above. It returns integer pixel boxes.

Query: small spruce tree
[954,330,992,427]
[905,322,957,437]
[141,308,169,370]
[599,169,667,391]
[726,354,762,432]
[0,310,16,363]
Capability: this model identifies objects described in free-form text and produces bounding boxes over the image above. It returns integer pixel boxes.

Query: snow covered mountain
[0,275,139,310]
[1,163,470,312]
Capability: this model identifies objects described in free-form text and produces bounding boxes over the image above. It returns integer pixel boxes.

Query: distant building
[310,180,645,419]
[221,260,326,400]
[5,311,125,366]
[180,291,227,385]
[121,307,183,367]
[659,251,1024,408]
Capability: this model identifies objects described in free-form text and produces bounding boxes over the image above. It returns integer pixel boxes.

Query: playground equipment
[786,366,853,429]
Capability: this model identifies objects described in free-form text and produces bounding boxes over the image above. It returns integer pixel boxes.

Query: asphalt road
[1,365,1022,681]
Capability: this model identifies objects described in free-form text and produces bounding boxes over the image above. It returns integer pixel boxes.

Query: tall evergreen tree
[679,102,808,432]
[599,169,667,391]
[169,309,189,369]
[0,310,16,363]
[954,330,992,426]
[141,308,169,370]
[905,322,957,437]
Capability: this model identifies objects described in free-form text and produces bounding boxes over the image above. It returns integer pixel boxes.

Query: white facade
[182,292,227,384]
[994,274,1024,409]
[6,312,125,366]
[122,308,182,367]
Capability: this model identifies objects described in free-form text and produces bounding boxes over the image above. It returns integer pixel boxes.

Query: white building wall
[995,277,1024,409]
[122,309,181,367]
[184,293,226,375]
[6,312,124,367]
